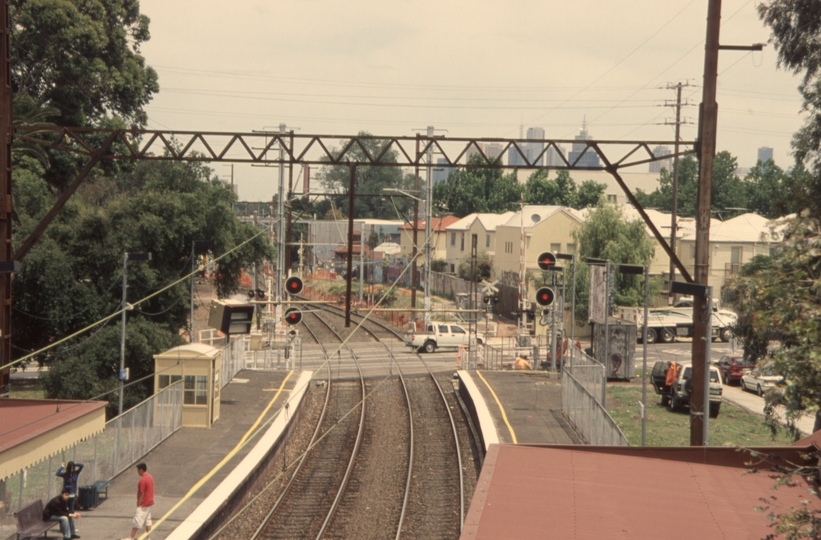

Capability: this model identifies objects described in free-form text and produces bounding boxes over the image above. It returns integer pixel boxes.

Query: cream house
[399,215,460,262]
[493,206,585,279]
[444,212,514,274]
[678,212,785,292]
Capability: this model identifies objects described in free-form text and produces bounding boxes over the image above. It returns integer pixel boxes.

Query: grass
[607,383,797,447]
[10,382,47,399]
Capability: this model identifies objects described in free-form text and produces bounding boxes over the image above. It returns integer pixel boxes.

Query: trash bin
[77,485,98,510]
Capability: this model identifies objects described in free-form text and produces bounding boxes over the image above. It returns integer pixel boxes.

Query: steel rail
[248,319,331,540]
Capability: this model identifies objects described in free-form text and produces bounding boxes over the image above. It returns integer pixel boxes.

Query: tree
[457,252,492,282]
[576,179,607,208]
[10,0,158,129]
[317,132,414,220]
[433,153,521,217]
[13,159,273,411]
[571,200,655,308]
[523,170,577,207]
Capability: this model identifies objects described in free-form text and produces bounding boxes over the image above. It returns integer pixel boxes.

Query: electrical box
[591,317,637,380]
[208,300,255,335]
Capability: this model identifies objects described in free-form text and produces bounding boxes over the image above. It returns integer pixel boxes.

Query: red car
[716,354,756,385]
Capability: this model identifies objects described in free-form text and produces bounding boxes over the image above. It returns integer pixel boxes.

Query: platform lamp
[120,252,152,417]
[190,241,212,343]
[671,280,713,445]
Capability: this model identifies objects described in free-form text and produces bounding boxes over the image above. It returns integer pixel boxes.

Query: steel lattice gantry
[0,126,696,389]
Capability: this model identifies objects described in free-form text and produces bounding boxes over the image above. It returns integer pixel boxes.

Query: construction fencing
[1,381,183,521]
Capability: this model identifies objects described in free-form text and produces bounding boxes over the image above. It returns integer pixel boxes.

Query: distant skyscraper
[508,126,546,167]
[649,145,672,173]
[758,147,774,163]
[568,119,601,168]
[432,157,456,184]
[546,144,565,167]
[467,142,504,162]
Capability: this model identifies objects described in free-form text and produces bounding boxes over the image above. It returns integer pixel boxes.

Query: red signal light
[284,307,302,325]
[285,276,304,295]
[536,287,555,306]
[537,252,556,271]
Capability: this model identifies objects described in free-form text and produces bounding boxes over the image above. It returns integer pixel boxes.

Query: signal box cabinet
[154,343,222,428]
[591,317,637,380]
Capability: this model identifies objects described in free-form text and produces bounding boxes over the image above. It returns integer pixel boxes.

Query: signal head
[284,307,302,325]
[537,252,557,271]
[247,290,255,299]
[285,276,304,295]
[536,287,555,306]
[256,288,266,300]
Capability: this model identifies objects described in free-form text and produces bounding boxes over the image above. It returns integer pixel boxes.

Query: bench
[13,499,58,540]
[92,479,112,502]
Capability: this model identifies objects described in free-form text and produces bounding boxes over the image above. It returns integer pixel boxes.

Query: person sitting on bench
[43,488,82,540]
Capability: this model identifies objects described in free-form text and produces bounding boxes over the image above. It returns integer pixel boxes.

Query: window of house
[158,374,182,389]
[607,194,617,202]
[450,264,455,273]
[184,375,208,405]
[460,233,465,251]
[451,232,456,245]
[486,235,491,247]
[550,243,561,253]
[731,246,743,264]
[567,243,576,254]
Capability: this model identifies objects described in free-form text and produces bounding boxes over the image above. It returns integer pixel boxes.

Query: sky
[138,0,806,202]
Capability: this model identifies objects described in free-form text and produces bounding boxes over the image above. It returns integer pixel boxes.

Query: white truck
[618,305,737,344]
[404,322,484,353]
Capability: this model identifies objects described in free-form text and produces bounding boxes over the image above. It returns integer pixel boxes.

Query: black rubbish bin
[77,485,98,510]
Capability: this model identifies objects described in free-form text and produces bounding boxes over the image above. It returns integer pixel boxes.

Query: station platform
[73,369,297,540]
[460,370,580,445]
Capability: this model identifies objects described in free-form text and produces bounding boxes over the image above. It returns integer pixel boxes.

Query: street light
[120,252,151,417]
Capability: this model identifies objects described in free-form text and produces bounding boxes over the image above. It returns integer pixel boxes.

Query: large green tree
[13,159,272,412]
[571,200,656,317]
[10,0,158,129]
[433,153,521,217]
[317,132,414,220]
[522,169,606,209]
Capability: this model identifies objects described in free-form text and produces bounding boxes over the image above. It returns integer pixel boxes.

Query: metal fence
[565,347,605,404]
[220,336,245,386]
[1,381,183,521]
[561,367,629,446]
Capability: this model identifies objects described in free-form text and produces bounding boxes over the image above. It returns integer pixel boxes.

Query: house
[493,206,585,280]
[398,215,460,262]
[444,212,514,275]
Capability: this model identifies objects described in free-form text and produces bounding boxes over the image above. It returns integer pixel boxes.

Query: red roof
[399,215,460,232]
[331,244,373,256]
[0,399,108,454]
[463,444,820,539]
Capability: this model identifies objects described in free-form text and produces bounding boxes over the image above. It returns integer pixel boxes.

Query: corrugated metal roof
[462,444,819,540]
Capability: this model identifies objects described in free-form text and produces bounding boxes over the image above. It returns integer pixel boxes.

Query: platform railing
[565,347,605,404]
[561,368,629,446]
[0,381,183,523]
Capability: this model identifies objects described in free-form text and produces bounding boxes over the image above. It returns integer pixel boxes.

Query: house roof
[446,212,516,232]
[711,213,785,243]
[463,444,820,540]
[501,206,584,228]
[399,215,460,231]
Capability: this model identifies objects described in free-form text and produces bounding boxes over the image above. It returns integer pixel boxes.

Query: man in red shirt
[126,463,154,539]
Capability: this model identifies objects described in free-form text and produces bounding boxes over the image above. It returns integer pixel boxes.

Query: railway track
[218,299,472,539]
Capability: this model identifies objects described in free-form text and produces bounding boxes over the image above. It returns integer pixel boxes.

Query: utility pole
[424,126,434,328]
[691,0,722,446]
[276,124,287,326]
[662,82,692,291]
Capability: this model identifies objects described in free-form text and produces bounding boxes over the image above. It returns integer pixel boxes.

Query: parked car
[715,354,756,385]
[650,360,723,417]
[404,322,484,353]
[741,365,784,396]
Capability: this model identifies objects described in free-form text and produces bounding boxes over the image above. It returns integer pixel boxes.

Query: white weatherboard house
[444,212,514,275]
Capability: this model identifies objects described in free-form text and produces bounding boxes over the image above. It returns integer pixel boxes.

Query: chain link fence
[1,381,183,527]
[561,365,629,446]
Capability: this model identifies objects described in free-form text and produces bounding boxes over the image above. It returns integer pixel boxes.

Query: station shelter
[154,343,221,428]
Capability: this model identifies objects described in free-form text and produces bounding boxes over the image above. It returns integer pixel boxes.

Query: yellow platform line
[475,371,518,444]
[142,371,294,539]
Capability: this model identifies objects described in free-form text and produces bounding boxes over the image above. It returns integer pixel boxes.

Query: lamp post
[555,253,575,369]
[119,252,151,417]
[190,241,212,343]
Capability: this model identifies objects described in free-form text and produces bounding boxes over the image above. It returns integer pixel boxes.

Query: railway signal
[284,307,302,325]
[248,288,266,299]
[536,287,555,306]
[208,300,255,335]
[537,252,556,271]
[285,276,304,296]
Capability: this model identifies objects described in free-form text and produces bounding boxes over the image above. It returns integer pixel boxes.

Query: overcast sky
[138,0,805,201]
